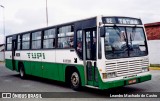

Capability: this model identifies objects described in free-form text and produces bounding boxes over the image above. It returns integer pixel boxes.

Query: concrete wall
[0,45,5,51]
[0,52,4,61]
[148,40,160,64]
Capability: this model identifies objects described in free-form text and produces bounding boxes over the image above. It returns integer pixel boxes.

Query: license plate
[128,79,137,84]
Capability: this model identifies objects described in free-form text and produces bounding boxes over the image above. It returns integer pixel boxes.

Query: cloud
[2,0,160,35]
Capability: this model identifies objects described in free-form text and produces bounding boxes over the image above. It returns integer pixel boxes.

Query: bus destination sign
[103,17,142,25]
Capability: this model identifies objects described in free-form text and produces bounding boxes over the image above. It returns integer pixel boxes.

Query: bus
[5,16,151,90]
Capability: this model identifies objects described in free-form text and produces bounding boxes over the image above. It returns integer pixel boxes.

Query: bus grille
[105,59,149,77]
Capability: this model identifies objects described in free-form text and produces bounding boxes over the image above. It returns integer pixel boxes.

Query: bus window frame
[22,33,31,50]
[57,25,75,49]
[6,36,12,51]
[17,34,22,50]
[31,31,42,50]
[76,29,83,60]
[43,28,56,49]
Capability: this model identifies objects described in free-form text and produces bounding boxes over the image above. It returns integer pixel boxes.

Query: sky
[0,0,160,44]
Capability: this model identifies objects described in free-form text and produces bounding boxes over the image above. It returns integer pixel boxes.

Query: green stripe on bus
[5,59,85,86]
[5,59,151,90]
[98,74,151,89]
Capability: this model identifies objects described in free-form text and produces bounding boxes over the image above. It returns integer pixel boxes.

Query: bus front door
[84,28,98,87]
[11,35,17,70]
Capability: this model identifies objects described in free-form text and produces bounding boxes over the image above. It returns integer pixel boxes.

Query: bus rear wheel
[70,71,81,91]
[19,64,26,79]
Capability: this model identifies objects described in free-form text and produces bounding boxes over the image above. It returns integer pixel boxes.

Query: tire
[19,64,26,79]
[70,71,81,91]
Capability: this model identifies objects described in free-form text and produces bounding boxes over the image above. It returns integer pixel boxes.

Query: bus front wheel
[70,71,81,91]
[19,64,26,79]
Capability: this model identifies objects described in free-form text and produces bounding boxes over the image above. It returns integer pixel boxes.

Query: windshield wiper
[113,25,121,37]
[131,26,136,41]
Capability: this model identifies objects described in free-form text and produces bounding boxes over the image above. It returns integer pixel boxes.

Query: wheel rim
[71,72,79,87]
[20,68,24,77]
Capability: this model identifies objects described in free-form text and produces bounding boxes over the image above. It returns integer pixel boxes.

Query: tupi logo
[27,53,45,59]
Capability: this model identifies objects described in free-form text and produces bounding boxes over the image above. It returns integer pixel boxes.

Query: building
[0,44,5,61]
[145,22,160,40]
[145,22,160,65]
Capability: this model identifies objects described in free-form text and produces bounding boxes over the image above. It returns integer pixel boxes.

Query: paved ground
[0,63,160,101]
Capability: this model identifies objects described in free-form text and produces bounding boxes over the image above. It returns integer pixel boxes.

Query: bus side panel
[42,62,59,81]
[20,51,32,75]
[5,59,13,70]
[30,51,42,77]
[14,51,22,72]
[58,64,65,82]
[5,51,13,70]
[23,61,31,75]
[15,60,19,72]
[42,50,58,80]
[56,49,85,85]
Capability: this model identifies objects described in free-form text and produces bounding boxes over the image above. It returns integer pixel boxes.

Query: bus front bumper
[99,74,152,90]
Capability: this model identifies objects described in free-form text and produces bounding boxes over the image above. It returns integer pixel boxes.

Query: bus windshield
[104,26,148,59]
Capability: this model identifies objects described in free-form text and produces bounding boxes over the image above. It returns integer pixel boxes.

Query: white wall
[0,52,4,61]
[0,45,5,61]
[0,34,5,44]
[148,40,160,64]
[0,45,5,51]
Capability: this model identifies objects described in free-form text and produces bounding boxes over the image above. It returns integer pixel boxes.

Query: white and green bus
[5,16,151,90]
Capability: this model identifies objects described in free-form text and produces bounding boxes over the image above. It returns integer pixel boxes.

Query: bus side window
[43,28,56,49]
[32,31,42,49]
[6,37,12,51]
[76,30,83,59]
[22,33,30,50]
[17,35,21,50]
[57,25,74,49]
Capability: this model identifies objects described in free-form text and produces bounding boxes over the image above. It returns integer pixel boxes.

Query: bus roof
[6,15,141,37]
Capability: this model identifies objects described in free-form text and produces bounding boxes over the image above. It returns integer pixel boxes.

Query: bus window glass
[32,31,41,40]
[86,31,91,59]
[43,28,55,48]
[85,30,97,60]
[126,27,147,57]
[32,31,42,49]
[76,30,83,59]
[104,27,148,59]
[22,33,30,50]
[58,25,74,48]
[17,35,21,50]
[6,37,12,51]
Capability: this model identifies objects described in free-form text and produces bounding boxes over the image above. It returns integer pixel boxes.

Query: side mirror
[100,27,105,37]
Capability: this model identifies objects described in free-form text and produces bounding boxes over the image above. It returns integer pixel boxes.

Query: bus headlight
[102,72,117,79]
[107,72,117,78]
[102,73,107,79]
[142,67,149,72]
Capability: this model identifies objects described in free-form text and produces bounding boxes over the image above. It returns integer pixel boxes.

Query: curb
[0,62,4,64]
[149,67,160,70]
